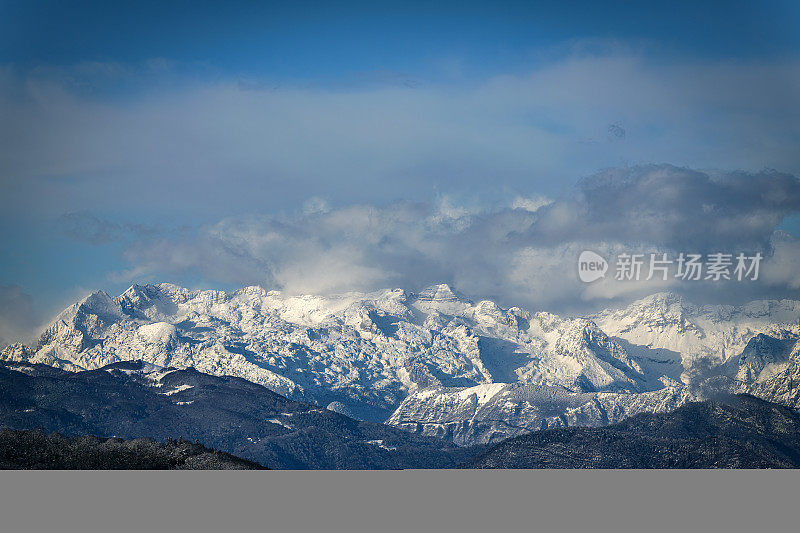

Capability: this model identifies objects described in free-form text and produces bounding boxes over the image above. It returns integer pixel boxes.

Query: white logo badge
[578,250,608,283]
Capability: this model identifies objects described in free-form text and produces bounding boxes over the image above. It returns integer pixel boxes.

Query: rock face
[3,284,800,446]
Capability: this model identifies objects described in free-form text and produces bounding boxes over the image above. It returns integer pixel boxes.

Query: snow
[592,291,800,380]
[136,322,178,345]
[365,439,398,451]
[456,383,505,406]
[162,384,194,396]
[7,365,37,375]
[4,282,800,445]
[266,418,293,429]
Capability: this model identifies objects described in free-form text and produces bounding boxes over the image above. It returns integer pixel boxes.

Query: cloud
[530,165,800,251]
[105,164,800,312]
[3,49,800,313]
[0,285,38,346]
[1,51,799,221]
[760,232,800,290]
[510,195,553,212]
[58,211,156,245]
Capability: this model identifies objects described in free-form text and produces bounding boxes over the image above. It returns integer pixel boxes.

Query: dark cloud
[532,165,800,252]
[607,123,625,140]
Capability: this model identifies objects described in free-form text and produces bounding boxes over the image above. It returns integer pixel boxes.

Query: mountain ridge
[460,394,800,468]
[3,283,800,446]
[0,428,265,469]
[0,359,477,469]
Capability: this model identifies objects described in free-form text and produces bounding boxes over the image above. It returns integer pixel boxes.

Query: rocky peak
[415,284,469,303]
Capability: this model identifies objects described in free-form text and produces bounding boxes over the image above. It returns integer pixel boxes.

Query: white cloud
[761,233,800,290]
[302,197,330,215]
[510,195,553,212]
[94,165,800,312]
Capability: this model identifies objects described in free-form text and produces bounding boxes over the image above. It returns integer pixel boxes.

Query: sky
[1,1,800,344]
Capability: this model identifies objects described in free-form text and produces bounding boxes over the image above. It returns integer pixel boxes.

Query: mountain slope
[461,395,800,468]
[0,429,264,469]
[3,284,800,446]
[388,380,691,446]
[0,283,652,422]
[746,340,800,409]
[0,361,477,469]
[592,292,800,383]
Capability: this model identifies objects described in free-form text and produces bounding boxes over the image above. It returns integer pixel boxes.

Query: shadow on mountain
[477,336,528,383]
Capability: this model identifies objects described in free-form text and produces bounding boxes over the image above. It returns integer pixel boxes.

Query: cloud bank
[81,164,800,313]
[2,51,799,220]
[2,49,800,327]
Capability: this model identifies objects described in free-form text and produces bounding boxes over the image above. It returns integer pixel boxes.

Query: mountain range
[461,394,800,468]
[0,359,475,469]
[2,283,799,447]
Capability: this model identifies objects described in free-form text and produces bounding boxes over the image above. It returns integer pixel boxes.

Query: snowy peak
[55,290,121,323]
[746,340,800,409]
[118,284,181,321]
[593,292,800,373]
[638,291,686,308]
[37,290,126,353]
[593,291,693,334]
[735,333,796,375]
[415,284,469,303]
[4,283,800,445]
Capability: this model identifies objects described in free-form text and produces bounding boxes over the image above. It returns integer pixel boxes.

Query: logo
[578,250,608,283]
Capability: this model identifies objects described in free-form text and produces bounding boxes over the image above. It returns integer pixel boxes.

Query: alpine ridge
[2,283,799,446]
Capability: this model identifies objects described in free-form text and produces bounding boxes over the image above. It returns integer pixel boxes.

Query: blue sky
[1,1,800,342]
[4,1,800,78]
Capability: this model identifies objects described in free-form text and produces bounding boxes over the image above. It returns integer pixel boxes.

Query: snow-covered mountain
[2,283,800,445]
[0,283,648,420]
[591,292,800,384]
[387,381,691,445]
[391,293,800,444]
[746,340,800,409]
